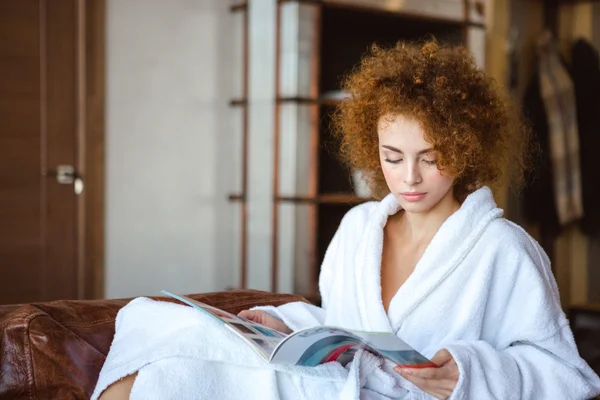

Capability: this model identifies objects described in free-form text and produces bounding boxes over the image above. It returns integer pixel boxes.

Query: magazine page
[344,329,436,368]
[269,326,435,368]
[160,290,287,360]
[269,327,365,366]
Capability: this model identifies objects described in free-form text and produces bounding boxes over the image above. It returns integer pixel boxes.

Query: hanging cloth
[537,30,584,225]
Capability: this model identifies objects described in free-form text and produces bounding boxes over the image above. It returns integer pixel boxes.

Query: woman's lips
[401,192,426,202]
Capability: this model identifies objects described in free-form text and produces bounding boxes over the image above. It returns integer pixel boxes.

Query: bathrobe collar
[354,186,504,333]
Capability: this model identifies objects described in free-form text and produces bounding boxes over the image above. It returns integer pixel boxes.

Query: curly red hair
[332,40,532,201]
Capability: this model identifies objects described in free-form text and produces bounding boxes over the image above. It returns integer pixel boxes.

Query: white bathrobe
[93,187,600,400]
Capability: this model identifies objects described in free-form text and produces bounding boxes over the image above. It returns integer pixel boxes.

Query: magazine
[161,290,437,368]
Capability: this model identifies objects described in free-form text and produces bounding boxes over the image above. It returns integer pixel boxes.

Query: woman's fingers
[397,366,442,379]
[430,349,454,366]
[396,372,455,400]
[237,310,262,323]
[393,349,459,400]
[237,310,292,333]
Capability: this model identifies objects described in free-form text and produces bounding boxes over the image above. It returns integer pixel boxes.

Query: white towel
[92,297,425,400]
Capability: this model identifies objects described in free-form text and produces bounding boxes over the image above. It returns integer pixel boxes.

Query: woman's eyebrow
[381,145,433,155]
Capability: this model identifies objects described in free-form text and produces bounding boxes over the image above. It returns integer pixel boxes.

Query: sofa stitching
[61,317,115,327]
[22,307,46,400]
[0,311,38,329]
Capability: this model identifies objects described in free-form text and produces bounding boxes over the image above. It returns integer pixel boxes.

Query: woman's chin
[396,198,433,214]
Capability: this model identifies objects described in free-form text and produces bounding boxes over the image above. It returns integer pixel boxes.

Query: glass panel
[229,201,243,289]
[230,10,245,100]
[277,203,295,293]
[276,203,315,295]
[280,2,300,98]
[278,103,315,197]
[468,26,486,69]
[294,203,315,296]
[228,106,244,195]
[279,2,319,98]
[298,3,319,98]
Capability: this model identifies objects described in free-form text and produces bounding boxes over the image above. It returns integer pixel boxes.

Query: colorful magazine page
[161,290,287,360]
[270,326,436,368]
[346,329,436,368]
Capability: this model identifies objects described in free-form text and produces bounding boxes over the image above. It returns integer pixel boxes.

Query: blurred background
[1,0,598,315]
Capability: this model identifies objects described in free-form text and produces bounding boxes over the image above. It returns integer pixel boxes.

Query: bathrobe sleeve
[443,230,600,400]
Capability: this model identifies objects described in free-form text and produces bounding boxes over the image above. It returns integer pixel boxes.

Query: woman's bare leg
[98,373,138,400]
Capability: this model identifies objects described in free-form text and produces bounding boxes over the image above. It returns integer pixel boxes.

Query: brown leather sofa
[0,290,308,400]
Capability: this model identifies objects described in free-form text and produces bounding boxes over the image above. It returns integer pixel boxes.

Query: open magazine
[161,290,437,368]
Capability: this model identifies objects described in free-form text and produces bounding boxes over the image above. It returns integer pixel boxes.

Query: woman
[96,41,600,400]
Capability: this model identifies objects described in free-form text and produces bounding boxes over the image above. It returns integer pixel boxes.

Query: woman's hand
[237,310,292,334]
[394,349,459,400]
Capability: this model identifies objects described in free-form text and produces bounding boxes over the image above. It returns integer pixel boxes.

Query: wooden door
[0,0,105,304]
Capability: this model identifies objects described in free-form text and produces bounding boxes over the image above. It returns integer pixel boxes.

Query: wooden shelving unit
[229,0,485,298]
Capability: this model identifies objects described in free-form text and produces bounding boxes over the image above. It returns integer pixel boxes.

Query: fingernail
[401,368,412,375]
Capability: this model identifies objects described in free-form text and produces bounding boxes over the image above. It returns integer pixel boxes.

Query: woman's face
[377,114,455,213]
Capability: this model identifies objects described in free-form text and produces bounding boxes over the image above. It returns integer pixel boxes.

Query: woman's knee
[98,373,138,400]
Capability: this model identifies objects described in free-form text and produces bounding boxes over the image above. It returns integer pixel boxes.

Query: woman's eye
[422,159,437,165]
[384,158,402,164]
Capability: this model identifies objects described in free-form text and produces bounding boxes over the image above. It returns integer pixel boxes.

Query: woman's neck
[393,190,461,246]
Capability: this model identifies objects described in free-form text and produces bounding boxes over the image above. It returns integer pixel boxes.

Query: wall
[105,0,239,298]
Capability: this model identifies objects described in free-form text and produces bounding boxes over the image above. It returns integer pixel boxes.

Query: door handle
[47,165,84,195]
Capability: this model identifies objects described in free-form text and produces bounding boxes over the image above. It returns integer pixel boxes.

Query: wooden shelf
[278,0,321,5]
[229,98,247,107]
[318,193,372,204]
[323,0,464,26]
[229,96,343,107]
[320,96,345,106]
[230,2,247,12]
[276,96,344,106]
[278,0,467,26]
[275,194,372,204]
[228,193,245,202]
[277,96,317,104]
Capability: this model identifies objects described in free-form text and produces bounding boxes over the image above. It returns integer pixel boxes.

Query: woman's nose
[404,163,422,186]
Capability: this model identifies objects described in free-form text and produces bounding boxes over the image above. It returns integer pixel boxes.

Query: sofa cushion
[0,290,308,400]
